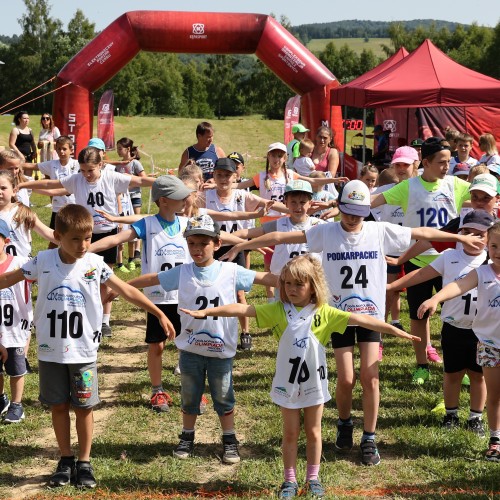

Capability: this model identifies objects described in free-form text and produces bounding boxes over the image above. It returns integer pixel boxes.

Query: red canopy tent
[331,39,500,162]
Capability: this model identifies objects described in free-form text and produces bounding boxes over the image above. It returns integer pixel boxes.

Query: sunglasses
[42,117,50,120]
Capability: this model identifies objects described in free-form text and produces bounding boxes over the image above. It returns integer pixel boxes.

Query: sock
[469,409,483,420]
[490,430,500,440]
[152,385,164,394]
[426,343,432,347]
[306,464,320,481]
[284,467,297,483]
[102,314,110,326]
[445,407,458,416]
[417,363,429,370]
[391,320,400,325]
[182,428,194,435]
[134,250,141,259]
[222,430,235,437]
[116,263,124,268]
[338,416,353,426]
[361,431,375,443]
[61,455,75,460]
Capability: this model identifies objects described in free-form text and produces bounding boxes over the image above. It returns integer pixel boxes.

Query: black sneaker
[101,324,112,338]
[0,393,9,416]
[3,402,25,424]
[466,417,486,437]
[173,431,194,459]
[75,461,96,488]
[240,332,252,350]
[49,457,76,487]
[442,413,460,429]
[391,321,406,332]
[360,438,381,466]
[222,434,240,464]
[335,423,353,451]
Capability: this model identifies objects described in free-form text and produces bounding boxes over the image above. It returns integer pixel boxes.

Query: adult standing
[178,121,225,181]
[9,110,37,176]
[38,113,61,162]
[311,126,339,178]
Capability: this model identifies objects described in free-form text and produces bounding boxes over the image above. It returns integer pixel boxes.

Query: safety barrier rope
[0,76,57,112]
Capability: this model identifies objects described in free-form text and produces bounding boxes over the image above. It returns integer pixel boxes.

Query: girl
[0,150,34,207]
[180,255,418,498]
[478,133,500,167]
[418,221,500,462]
[359,165,379,192]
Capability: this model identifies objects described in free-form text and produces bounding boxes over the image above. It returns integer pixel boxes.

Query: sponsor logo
[383,120,397,133]
[46,286,86,307]
[293,337,309,349]
[335,295,379,316]
[326,251,378,261]
[274,386,289,398]
[39,343,54,353]
[83,267,97,282]
[488,296,500,308]
[186,329,225,353]
[0,288,15,300]
[155,243,186,259]
[432,192,453,203]
[190,23,207,39]
[347,190,366,203]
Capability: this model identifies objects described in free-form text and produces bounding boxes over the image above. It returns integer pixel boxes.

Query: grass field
[307,38,391,58]
[0,116,499,499]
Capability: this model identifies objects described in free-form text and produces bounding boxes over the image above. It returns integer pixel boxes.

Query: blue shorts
[179,350,235,416]
[0,347,27,377]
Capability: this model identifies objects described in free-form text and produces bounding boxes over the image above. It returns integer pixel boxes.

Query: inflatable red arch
[53,11,342,153]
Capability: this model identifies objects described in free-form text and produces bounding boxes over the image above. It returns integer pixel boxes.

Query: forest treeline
[1,1,499,120]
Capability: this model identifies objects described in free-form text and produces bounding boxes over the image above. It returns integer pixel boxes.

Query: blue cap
[87,138,106,150]
[0,219,11,239]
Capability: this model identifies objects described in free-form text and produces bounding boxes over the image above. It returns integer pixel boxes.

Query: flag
[284,95,301,144]
[97,89,115,150]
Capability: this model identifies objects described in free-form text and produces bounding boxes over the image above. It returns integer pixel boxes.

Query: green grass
[0,116,498,499]
[307,37,391,58]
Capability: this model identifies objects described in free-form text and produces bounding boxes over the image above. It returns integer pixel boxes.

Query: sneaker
[101,324,112,338]
[442,413,459,430]
[278,481,299,498]
[222,434,240,464]
[466,417,485,437]
[128,260,136,271]
[378,342,383,362]
[116,264,130,274]
[3,402,25,424]
[173,431,194,459]
[391,321,406,332]
[304,479,325,497]
[75,461,96,488]
[335,422,354,451]
[199,394,208,414]
[412,367,430,385]
[485,438,500,462]
[431,400,446,416]
[173,364,181,376]
[49,457,76,487]
[360,438,381,466]
[150,391,172,413]
[240,332,252,350]
[0,394,9,416]
[462,373,470,386]
[426,345,442,363]
[132,257,141,268]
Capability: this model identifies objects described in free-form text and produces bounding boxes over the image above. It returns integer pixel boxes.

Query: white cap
[268,142,287,154]
[338,180,371,217]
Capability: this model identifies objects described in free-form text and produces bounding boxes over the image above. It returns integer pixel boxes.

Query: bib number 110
[48,310,83,339]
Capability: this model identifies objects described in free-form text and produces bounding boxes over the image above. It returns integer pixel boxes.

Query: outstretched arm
[89,228,137,253]
[387,265,440,292]
[0,269,26,290]
[18,178,64,191]
[33,217,57,244]
[411,227,482,250]
[370,193,387,208]
[348,313,420,341]
[180,303,256,319]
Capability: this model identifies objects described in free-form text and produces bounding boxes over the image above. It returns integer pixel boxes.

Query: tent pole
[342,105,347,177]
[362,108,367,164]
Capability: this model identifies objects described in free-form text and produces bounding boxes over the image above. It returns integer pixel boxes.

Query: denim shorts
[0,347,27,377]
[179,350,235,416]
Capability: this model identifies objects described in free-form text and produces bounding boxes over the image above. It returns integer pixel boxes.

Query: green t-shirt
[255,302,350,345]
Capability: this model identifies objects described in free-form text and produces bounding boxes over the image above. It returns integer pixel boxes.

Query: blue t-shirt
[131,214,181,258]
[158,260,256,292]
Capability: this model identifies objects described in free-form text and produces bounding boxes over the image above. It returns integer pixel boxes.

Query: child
[418,220,500,462]
[445,127,460,155]
[0,150,33,206]
[389,210,493,436]
[449,133,477,174]
[0,204,174,488]
[180,255,418,497]
[309,171,338,218]
[127,214,277,464]
[287,123,309,168]
[219,179,483,465]
[478,133,500,167]
[359,165,379,192]
[0,219,32,424]
[292,139,315,176]
[452,162,471,180]
[371,137,472,382]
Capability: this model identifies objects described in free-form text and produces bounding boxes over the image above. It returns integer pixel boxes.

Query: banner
[284,95,301,144]
[97,89,115,150]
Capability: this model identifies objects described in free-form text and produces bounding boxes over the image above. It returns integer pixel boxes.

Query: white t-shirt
[38,159,78,211]
[0,205,32,259]
[293,156,315,176]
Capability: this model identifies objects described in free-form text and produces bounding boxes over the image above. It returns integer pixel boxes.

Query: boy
[388,210,494,436]
[0,205,174,488]
[309,171,338,218]
[449,133,477,174]
[127,214,277,464]
[0,219,32,424]
[371,137,471,383]
[293,139,316,176]
[219,179,482,466]
[287,123,309,168]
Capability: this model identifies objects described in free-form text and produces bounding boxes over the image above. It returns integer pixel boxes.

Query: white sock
[102,314,110,326]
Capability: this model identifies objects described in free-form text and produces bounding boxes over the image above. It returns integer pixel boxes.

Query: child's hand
[309,201,329,214]
[95,209,119,223]
[219,247,240,262]
[385,255,400,267]
[101,288,120,303]
[390,325,421,342]
[319,207,337,220]
[179,308,207,319]
[417,299,437,319]
[160,314,176,340]
[333,176,350,184]
[0,344,7,363]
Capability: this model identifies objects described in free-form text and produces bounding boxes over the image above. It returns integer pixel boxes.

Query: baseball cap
[374,124,384,132]
[213,157,236,173]
[0,219,10,239]
[184,214,220,238]
[292,123,309,134]
[469,173,500,197]
[421,137,450,159]
[487,162,500,176]
[391,146,419,165]
[268,142,287,154]
[452,162,471,177]
[228,152,244,165]
[284,179,313,196]
[87,138,106,150]
[410,138,423,147]
[338,179,371,217]
[460,209,495,231]
[151,175,195,202]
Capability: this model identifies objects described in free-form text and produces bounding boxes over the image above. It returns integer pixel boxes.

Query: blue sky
[4,0,498,36]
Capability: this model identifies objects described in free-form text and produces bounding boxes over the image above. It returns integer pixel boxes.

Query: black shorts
[0,347,27,377]
[331,325,381,348]
[387,255,402,275]
[91,228,118,265]
[214,246,245,267]
[145,303,181,343]
[441,322,482,374]
[404,261,442,320]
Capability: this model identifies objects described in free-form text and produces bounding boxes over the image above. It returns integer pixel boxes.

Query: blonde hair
[478,133,498,155]
[264,147,289,190]
[0,170,37,231]
[309,170,326,179]
[445,127,460,145]
[487,221,500,239]
[278,255,330,306]
[0,150,26,186]
[55,204,93,235]
[180,161,203,180]
[377,167,399,186]
[181,177,200,217]
[299,139,314,155]
[359,165,379,179]
[468,164,490,182]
